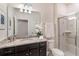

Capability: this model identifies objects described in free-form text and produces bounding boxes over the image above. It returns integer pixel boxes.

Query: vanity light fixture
[20,3,32,14]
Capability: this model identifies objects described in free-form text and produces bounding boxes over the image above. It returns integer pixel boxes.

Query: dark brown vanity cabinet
[0,41,47,56]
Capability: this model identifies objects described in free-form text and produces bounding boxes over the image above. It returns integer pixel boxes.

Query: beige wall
[0,4,7,41]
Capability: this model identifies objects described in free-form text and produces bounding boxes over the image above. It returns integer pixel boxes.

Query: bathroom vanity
[0,38,47,56]
[0,4,47,56]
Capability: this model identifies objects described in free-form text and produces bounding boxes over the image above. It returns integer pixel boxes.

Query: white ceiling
[8,3,24,8]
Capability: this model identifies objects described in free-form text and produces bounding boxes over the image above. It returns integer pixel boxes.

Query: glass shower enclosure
[58,13,79,56]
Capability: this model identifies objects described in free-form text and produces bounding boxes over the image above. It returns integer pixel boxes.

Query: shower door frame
[57,15,77,56]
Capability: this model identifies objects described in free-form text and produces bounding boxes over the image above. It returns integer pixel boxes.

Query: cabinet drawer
[15,45,29,53]
[39,42,47,47]
[29,43,39,49]
[39,47,46,56]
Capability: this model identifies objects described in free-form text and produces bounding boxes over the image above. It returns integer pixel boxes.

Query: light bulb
[28,10,31,14]
[19,4,24,12]
[20,8,23,12]
[24,9,27,13]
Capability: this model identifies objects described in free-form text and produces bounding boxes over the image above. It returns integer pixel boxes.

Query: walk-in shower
[58,13,79,56]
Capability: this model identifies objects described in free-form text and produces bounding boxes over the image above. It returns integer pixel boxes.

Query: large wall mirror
[7,3,42,40]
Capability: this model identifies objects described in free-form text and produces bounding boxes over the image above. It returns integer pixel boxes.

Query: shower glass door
[58,16,76,56]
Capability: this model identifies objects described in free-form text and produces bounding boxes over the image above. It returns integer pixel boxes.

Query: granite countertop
[0,37,47,49]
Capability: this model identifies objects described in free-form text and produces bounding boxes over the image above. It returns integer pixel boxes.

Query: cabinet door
[15,45,29,53]
[39,47,46,56]
[15,45,29,56]
[0,49,3,55]
[29,43,39,56]
[30,48,39,56]
[1,47,15,56]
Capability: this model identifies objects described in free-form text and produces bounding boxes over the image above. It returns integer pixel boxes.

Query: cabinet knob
[40,50,42,52]
[5,50,12,53]
[26,53,29,56]
[30,52,32,55]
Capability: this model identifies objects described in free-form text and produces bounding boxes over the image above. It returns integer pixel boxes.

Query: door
[58,16,76,56]
[17,19,28,38]
[29,43,39,56]
[29,48,39,56]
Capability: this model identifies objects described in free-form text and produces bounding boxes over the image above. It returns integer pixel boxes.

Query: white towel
[51,48,64,56]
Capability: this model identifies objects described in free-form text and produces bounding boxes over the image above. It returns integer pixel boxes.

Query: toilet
[47,40,64,56]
